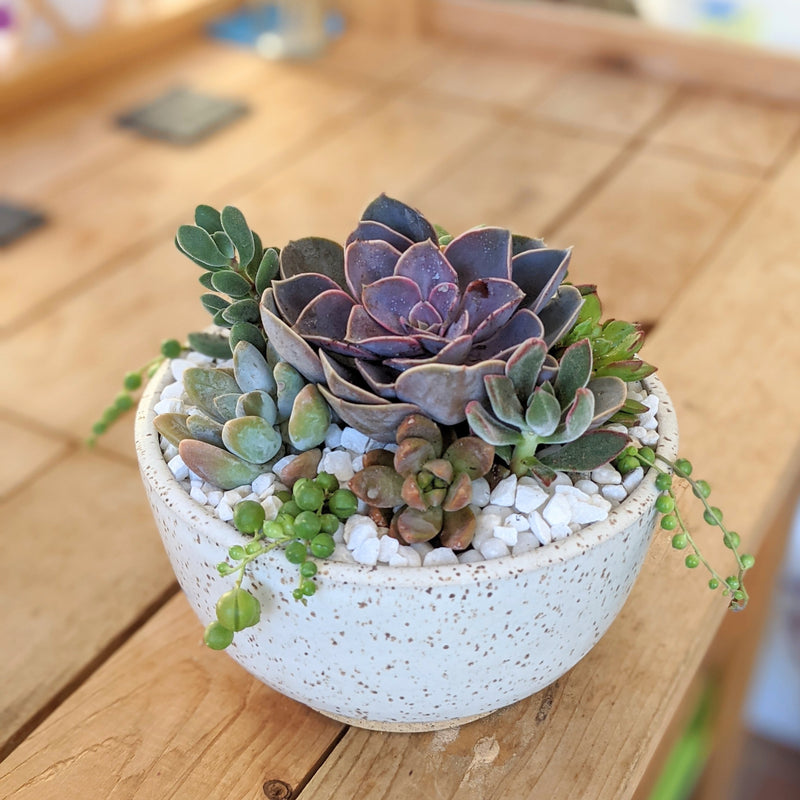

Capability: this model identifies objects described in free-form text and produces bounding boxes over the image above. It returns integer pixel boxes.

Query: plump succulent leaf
[210,270,251,299]
[439,506,477,550]
[395,506,443,544]
[525,387,561,437]
[397,414,443,453]
[229,321,265,352]
[542,387,595,444]
[236,391,277,423]
[212,231,235,259]
[195,204,222,234]
[484,375,526,428]
[222,416,282,464]
[213,392,241,422]
[184,367,240,420]
[186,413,225,447]
[349,466,405,508]
[273,361,305,421]
[275,449,322,488]
[394,437,440,476]
[465,401,523,446]
[444,437,494,480]
[222,298,260,325]
[201,293,230,315]
[255,248,279,295]
[595,359,657,382]
[442,471,473,512]
[153,413,190,446]
[178,439,264,489]
[233,340,274,393]
[287,384,331,451]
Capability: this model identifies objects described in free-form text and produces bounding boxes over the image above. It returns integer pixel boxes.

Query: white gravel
[157,367,660,566]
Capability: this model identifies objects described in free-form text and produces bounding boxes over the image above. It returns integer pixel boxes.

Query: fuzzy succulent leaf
[484,375,526,429]
[465,401,523,446]
[349,466,405,507]
[178,439,264,489]
[244,232,264,281]
[201,294,230,316]
[222,299,260,325]
[195,204,222,235]
[198,272,215,290]
[210,270,251,299]
[176,225,230,268]
[587,376,627,426]
[288,384,331,450]
[554,339,592,407]
[255,248,280,295]
[505,338,548,400]
[542,387,595,444]
[222,416,282,464]
[525,387,561,437]
[212,231,235,259]
[187,331,232,360]
[538,430,628,472]
[281,237,345,287]
[153,413,191,446]
[229,321,265,352]
[221,206,255,268]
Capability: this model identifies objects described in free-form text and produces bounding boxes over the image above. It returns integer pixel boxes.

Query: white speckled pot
[136,365,678,732]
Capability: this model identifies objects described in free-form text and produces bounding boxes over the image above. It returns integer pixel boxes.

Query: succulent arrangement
[95,193,754,649]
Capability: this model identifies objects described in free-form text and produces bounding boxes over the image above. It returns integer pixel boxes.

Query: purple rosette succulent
[260,194,583,441]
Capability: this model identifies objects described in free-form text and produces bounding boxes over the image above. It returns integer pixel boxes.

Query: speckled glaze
[136,364,678,731]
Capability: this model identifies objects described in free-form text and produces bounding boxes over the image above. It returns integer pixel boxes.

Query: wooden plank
[549,144,759,325]
[0,594,344,798]
[407,116,625,235]
[650,88,800,171]
[0,62,368,330]
[0,417,69,500]
[0,0,245,117]
[0,449,176,758]
[531,63,678,138]
[426,0,800,101]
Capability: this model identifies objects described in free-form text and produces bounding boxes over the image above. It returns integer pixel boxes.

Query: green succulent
[465,337,629,485]
[175,204,280,359]
[349,414,494,550]
[154,340,331,489]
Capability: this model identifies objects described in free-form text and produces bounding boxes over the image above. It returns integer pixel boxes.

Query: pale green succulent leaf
[212,309,231,328]
[525,387,561,437]
[183,367,240,420]
[245,231,263,278]
[194,204,222,234]
[186,413,224,447]
[542,387,595,444]
[288,384,331,451]
[273,361,305,421]
[229,321,265,353]
[233,340,274,393]
[236,391,277,424]
[221,205,255,268]
[176,225,230,268]
[505,338,547,399]
[179,439,264,489]
[214,392,241,422]
[153,413,190,447]
[222,416,282,464]
[465,401,523,447]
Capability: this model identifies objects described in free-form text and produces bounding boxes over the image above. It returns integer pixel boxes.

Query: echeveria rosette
[465,338,629,485]
[259,194,583,442]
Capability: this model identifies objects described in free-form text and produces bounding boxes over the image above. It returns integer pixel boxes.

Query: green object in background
[648,683,716,800]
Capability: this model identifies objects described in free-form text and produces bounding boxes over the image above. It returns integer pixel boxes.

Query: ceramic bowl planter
[136,364,679,732]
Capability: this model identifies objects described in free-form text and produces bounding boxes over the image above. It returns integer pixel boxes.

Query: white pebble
[262,495,282,520]
[569,497,611,525]
[423,548,459,566]
[473,513,501,548]
[345,519,379,550]
[605,423,629,434]
[170,358,194,380]
[186,350,214,365]
[641,394,659,416]
[592,464,622,485]
[504,512,530,532]
[216,500,234,522]
[154,398,183,416]
[550,472,573,488]
[542,494,572,526]
[458,549,485,564]
[190,486,208,505]
[479,537,510,559]
[378,535,400,562]
[514,483,548,513]
[470,477,491,507]
[252,473,275,496]
[163,444,179,461]
[319,450,354,483]
[340,426,371,454]
[352,537,380,565]
[324,424,343,449]
[629,425,648,442]
[550,523,572,541]
[641,417,659,431]
[332,542,356,563]
[555,484,590,501]
[332,523,345,543]
[160,381,184,400]
[529,510,552,545]
[575,479,599,495]
[388,552,410,567]
[223,489,243,506]
[622,466,645,493]
[411,541,434,558]
[602,484,628,503]
[493,525,518,546]
[399,545,422,566]
[512,532,540,555]
[207,490,223,506]
[168,454,189,481]
[640,429,659,446]
[482,504,511,521]
[490,474,518,506]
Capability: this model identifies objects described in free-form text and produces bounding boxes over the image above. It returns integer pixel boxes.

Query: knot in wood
[262,779,293,799]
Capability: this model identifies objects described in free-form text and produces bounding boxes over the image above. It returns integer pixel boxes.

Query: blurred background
[1,2,799,799]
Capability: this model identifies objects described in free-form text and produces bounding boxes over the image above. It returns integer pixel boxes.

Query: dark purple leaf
[280,237,345,287]
[293,289,355,340]
[346,219,415,252]
[443,227,512,288]
[407,301,442,331]
[272,274,342,325]
[469,309,544,361]
[361,276,423,335]
[512,247,572,312]
[360,193,438,244]
[428,282,460,326]
[394,239,457,297]
[344,239,401,299]
[460,278,523,339]
[319,351,390,405]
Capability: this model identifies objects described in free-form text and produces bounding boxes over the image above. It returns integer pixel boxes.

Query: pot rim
[136,360,679,587]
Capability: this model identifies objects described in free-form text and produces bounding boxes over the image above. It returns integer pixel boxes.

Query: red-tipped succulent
[260,194,583,441]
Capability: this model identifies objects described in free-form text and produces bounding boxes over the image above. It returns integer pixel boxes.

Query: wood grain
[0,594,344,799]
[0,449,176,757]
[0,417,69,500]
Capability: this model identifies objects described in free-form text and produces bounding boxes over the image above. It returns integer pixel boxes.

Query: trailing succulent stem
[205,475,359,649]
[618,446,753,610]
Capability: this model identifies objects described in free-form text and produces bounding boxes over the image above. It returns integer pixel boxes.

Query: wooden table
[2,5,800,798]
